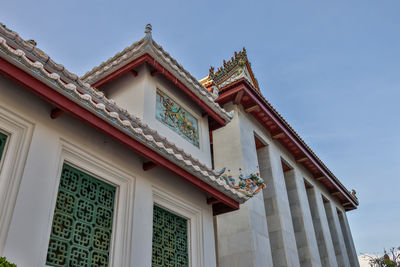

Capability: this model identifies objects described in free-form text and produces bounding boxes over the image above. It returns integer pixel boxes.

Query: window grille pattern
[152,205,188,267]
[0,132,7,161]
[46,164,116,267]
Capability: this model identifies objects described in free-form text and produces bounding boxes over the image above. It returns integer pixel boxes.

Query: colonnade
[213,106,359,267]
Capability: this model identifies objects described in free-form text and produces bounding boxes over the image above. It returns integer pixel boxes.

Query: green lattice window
[0,132,8,162]
[46,164,116,267]
[152,205,188,267]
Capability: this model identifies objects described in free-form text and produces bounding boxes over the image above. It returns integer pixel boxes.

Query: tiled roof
[81,25,233,123]
[205,48,260,92]
[0,23,248,203]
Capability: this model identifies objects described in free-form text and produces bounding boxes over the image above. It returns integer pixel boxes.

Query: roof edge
[217,78,359,209]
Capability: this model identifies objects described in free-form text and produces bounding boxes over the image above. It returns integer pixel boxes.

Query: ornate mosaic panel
[152,205,188,267]
[156,89,199,147]
[46,164,116,267]
[0,132,7,162]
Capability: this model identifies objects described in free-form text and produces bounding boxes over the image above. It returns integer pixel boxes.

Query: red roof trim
[0,56,239,214]
[216,78,357,208]
[93,54,227,127]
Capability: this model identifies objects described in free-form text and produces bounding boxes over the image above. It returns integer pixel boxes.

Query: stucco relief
[156,89,199,147]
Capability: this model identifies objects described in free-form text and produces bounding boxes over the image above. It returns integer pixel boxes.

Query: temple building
[0,22,359,267]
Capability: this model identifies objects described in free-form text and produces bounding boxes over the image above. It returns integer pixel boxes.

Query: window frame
[0,106,34,254]
[0,130,10,168]
[152,186,204,267]
[46,163,118,266]
[43,140,135,267]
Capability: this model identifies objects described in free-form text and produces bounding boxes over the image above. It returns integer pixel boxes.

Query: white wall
[214,102,358,267]
[102,65,212,167]
[213,103,273,267]
[0,75,216,267]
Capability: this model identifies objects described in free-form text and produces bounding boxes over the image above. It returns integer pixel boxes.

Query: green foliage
[0,257,17,267]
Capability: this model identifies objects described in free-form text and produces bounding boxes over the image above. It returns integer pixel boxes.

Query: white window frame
[152,186,204,267]
[0,106,34,254]
[42,140,135,267]
[0,130,10,170]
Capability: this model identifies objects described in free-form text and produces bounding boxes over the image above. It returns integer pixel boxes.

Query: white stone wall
[0,75,217,267]
[102,65,212,167]
[213,104,273,267]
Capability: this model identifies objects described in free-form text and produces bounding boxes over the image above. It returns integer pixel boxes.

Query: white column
[213,107,273,267]
[285,169,322,266]
[258,144,300,267]
[338,211,360,267]
[306,187,338,267]
[3,124,61,267]
[130,178,154,267]
[324,200,351,267]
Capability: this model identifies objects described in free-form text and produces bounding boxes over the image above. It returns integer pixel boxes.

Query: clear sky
[1,0,399,255]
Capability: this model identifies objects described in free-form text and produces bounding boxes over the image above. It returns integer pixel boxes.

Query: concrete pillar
[284,169,322,267]
[324,200,351,267]
[257,145,300,267]
[306,187,338,267]
[130,178,154,267]
[213,106,273,267]
[337,211,360,267]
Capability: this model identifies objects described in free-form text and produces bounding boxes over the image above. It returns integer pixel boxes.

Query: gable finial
[145,24,152,37]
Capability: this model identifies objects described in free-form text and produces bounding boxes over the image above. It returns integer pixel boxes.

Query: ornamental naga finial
[145,24,152,36]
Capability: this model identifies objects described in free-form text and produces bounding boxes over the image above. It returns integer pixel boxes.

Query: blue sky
[2,0,399,255]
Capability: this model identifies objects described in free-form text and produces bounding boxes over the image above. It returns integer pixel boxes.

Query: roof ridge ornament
[208,66,215,79]
[215,167,266,198]
[27,39,37,46]
[202,46,261,92]
[145,24,152,39]
[351,189,358,200]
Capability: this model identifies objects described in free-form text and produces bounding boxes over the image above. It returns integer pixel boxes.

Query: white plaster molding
[41,140,135,267]
[0,105,34,254]
[152,186,204,267]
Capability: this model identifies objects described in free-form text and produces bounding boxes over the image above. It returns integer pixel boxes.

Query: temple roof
[0,23,248,205]
[80,24,232,124]
[200,48,260,92]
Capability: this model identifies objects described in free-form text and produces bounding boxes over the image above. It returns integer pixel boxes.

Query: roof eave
[216,78,359,210]
[0,27,247,214]
[0,53,242,214]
